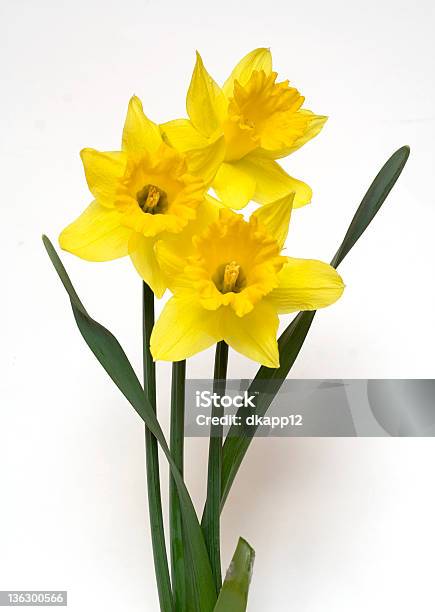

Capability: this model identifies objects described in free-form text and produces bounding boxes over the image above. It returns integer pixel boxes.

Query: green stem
[170,360,187,611]
[142,282,173,612]
[201,341,229,592]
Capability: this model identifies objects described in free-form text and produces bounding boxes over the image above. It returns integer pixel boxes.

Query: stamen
[137,184,168,214]
[222,261,240,293]
[242,118,255,129]
[145,185,161,209]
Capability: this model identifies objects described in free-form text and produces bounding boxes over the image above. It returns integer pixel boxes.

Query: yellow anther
[222,261,240,293]
[145,185,161,209]
[137,184,168,214]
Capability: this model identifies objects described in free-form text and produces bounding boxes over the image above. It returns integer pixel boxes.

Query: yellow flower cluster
[59,48,344,367]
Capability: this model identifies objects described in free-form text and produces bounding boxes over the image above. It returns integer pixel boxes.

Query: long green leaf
[214,538,255,612]
[169,360,188,611]
[202,341,229,592]
[42,236,217,610]
[221,145,410,509]
[142,283,173,612]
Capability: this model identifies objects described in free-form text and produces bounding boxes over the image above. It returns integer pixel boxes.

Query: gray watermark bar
[0,592,67,606]
[184,379,435,437]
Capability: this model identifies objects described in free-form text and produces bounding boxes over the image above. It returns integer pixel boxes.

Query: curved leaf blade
[214,538,255,612]
[42,236,217,610]
[331,145,410,268]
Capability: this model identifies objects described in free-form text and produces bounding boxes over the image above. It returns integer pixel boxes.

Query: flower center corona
[136,184,168,214]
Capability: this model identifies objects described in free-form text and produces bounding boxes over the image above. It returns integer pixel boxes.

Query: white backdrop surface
[1,0,435,610]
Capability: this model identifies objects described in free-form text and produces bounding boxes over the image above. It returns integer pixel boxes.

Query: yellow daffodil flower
[161,48,327,211]
[150,194,344,367]
[59,96,225,297]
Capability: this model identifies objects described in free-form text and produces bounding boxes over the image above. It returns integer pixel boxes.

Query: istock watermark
[196,412,303,429]
[185,379,435,437]
[195,389,257,409]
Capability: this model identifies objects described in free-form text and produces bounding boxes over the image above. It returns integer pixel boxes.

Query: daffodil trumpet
[43,47,410,611]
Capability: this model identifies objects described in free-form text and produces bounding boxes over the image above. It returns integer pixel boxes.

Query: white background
[2,0,435,609]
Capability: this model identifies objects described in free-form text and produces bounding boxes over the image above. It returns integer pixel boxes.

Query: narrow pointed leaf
[42,236,217,610]
[169,360,188,611]
[142,283,173,611]
[221,145,410,508]
[331,146,410,268]
[202,342,229,591]
[214,538,255,612]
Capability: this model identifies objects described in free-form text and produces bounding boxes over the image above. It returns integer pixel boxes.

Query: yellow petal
[154,241,191,293]
[222,48,273,98]
[59,201,131,261]
[151,295,221,361]
[204,192,224,209]
[122,96,162,154]
[288,111,327,154]
[160,118,209,152]
[128,233,167,298]
[191,193,222,232]
[155,194,221,292]
[221,300,279,368]
[258,111,328,159]
[170,192,221,248]
[238,154,312,208]
[184,136,226,185]
[267,258,345,313]
[80,148,126,208]
[187,52,227,138]
[212,162,256,210]
[252,192,294,248]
